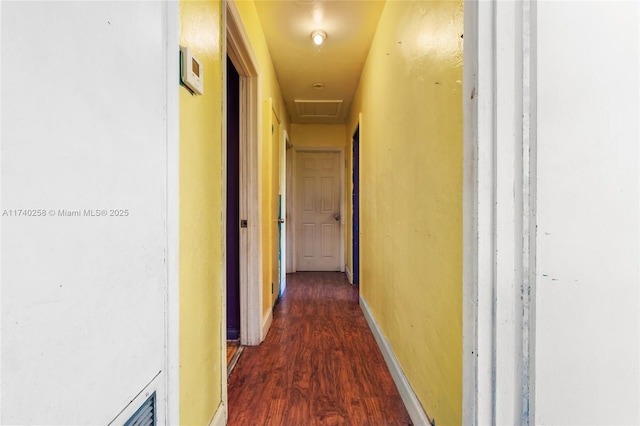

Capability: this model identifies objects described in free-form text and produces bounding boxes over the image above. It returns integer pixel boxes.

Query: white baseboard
[345,266,352,283]
[208,402,226,426]
[359,296,432,426]
[261,308,273,342]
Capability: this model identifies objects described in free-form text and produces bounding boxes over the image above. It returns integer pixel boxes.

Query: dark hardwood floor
[227,271,412,425]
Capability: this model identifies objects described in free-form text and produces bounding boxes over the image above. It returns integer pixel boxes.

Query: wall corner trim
[345,267,352,284]
[208,402,226,426]
[261,308,273,341]
[359,296,432,426]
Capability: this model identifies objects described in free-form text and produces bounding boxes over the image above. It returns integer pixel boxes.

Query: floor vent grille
[124,392,156,426]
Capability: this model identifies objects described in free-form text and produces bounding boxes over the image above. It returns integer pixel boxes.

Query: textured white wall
[535,1,639,424]
[1,2,170,423]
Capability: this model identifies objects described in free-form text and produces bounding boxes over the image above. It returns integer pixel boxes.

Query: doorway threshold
[226,340,244,378]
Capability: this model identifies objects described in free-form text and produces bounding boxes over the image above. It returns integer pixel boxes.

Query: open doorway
[270,107,281,305]
[352,126,360,284]
[225,0,263,350]
[285,142,294,274]
[226,55,241,341]
[279,131,290,294]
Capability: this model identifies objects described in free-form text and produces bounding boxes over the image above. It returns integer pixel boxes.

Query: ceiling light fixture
[311,30,327,46]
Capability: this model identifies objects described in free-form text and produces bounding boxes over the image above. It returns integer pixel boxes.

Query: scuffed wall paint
[179,1,224,424]
[346,1,463,424]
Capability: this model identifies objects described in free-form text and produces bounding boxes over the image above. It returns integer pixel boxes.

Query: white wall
[1,2,172,424]
[535,2,639,424]
[465,1,639,424]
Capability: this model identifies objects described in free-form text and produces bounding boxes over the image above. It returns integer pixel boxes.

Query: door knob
[334,214,340,221]
[278,218,285,224]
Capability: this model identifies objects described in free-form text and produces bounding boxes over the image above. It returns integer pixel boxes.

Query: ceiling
[254,0,386,124]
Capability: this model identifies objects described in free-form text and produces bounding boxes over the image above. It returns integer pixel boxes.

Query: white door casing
[295,151,342,271]
[226,0,263,347]
[280,131,290,290]
[286,143,294,273]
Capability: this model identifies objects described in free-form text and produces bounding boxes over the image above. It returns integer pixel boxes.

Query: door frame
[164,1,180,424]
[269,102,281,305]
[225,0,263,347]
[279,130,290,293]
[351,125,360,285]
[285,140,294,274]
[291,147,345,273]
[462,0,537,424]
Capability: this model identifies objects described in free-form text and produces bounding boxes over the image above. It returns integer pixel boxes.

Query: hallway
[227,272,412,425]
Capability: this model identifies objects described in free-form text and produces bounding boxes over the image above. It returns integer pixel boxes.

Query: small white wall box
[180,46,204,95]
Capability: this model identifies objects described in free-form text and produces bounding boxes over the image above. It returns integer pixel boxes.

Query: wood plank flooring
[227,271,412,425]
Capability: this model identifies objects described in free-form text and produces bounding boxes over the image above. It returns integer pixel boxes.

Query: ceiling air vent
[124,392,156,426]
[295,100,343,117]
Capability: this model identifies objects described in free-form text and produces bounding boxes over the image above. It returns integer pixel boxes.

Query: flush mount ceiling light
[312,82,325,89]
[311,30,327,46]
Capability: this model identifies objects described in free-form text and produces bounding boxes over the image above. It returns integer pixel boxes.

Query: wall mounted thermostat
[180,46,204,95]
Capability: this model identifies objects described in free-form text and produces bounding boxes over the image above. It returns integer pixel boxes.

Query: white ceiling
[254,0,386,124]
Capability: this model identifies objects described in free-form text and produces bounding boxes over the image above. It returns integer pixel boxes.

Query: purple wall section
[226,56,241,340]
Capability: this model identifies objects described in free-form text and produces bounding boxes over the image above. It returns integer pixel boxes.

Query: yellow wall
[290,124,346,148]
[235,1,290,317]
[346,1,463,424]
[179,1,224,424]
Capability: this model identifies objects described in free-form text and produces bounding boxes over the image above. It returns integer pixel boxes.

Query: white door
[296,151,341,271]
